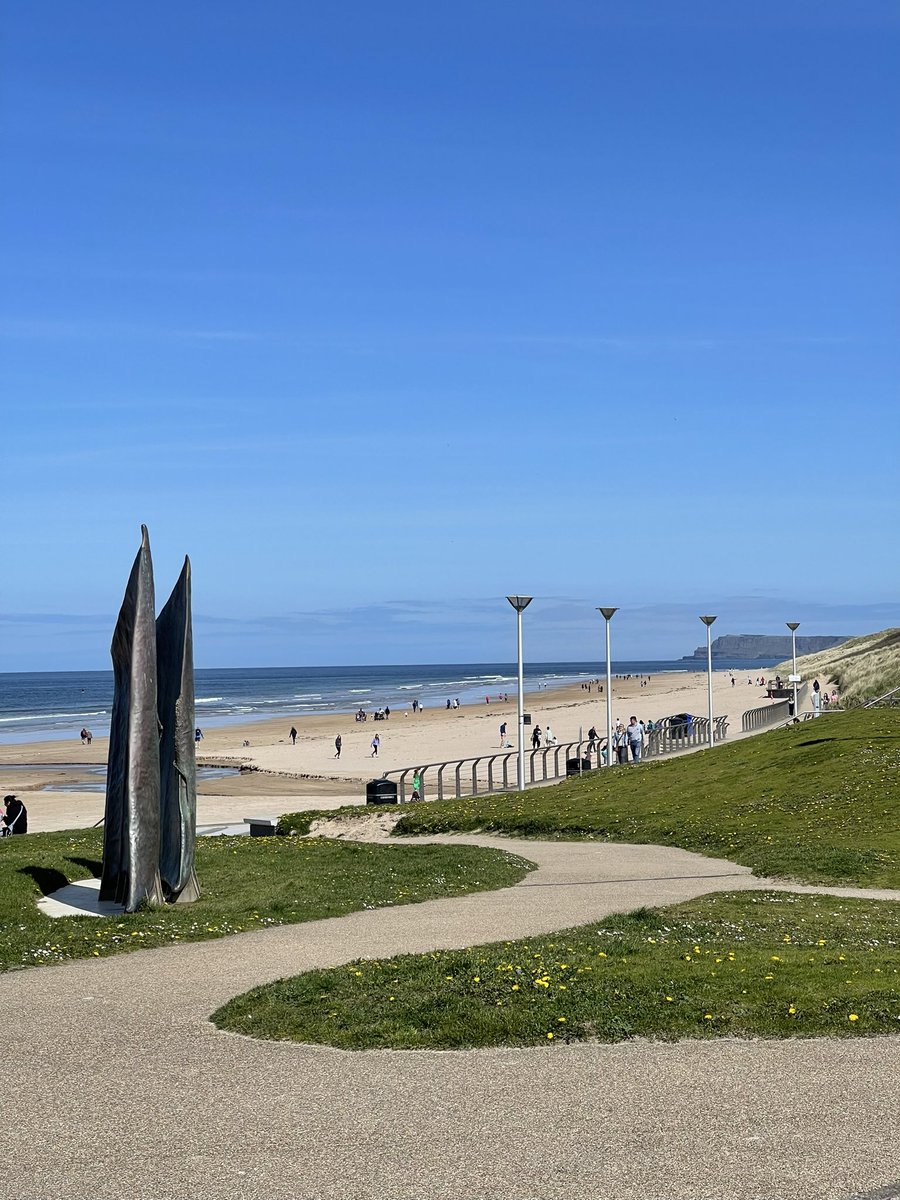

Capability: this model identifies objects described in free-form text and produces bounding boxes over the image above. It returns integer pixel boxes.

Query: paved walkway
[4,834,900,1200]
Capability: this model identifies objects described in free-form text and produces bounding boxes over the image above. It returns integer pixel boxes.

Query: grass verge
[0,828,533,973]
[212,890,900,1049]
[389,710,900,888]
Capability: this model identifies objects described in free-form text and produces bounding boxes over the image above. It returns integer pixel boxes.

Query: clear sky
[2,2,898,671]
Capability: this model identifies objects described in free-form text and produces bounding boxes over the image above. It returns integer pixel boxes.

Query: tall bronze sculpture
[100,526,200,912]
[100,526,165,910]
[156,557,200,902]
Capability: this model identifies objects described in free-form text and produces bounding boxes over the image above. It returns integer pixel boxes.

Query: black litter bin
[566,757,592,777]
[366,778,399,805]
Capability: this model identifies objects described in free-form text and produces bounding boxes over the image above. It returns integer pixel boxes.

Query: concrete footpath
[3,834,899,1200]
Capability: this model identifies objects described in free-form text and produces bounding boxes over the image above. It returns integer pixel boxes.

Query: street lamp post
[507,596,532,791]
[786,622,800,717]
[699,615,717,748]
[597,608,617,766]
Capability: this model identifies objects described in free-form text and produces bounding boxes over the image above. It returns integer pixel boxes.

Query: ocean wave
[0,710,107,724]
[195,697,224,704]
[349,689,371,694]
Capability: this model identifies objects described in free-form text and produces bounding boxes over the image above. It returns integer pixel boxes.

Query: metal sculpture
[100,526,164,910]
[100,526,200,912]
[156,557,200,903]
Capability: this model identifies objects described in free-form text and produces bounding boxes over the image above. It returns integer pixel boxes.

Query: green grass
[387,709,900,887]
[212,890,900,1049]
[0,828,534,973]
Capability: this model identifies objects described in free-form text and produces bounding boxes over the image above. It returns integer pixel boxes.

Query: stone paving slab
[4,834,900,1200]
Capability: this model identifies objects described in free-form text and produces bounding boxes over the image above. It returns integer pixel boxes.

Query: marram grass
[778,627,900,706]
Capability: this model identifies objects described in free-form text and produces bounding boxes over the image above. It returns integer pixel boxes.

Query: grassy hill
[386,708,900,887]
[777,627,900,706]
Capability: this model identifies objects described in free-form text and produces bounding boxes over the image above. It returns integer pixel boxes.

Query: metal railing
[786,708,846,725]
[645,714,728,756]
[742,699,792,731]
[383,712,732,802]
[382,738,609,802]
[743,682,809,731]
[864,685,900,708]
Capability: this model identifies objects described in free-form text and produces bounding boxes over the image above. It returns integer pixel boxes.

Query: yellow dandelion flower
[849,1014,859,1022]
[546,1032,554,1039]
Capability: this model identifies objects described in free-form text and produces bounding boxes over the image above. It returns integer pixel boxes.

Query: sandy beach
[1,669,779,833]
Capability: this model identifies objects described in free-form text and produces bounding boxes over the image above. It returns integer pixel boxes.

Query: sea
[0,659,779,745]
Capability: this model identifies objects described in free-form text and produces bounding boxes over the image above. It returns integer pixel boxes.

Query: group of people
[611,717,648,763]
[529,724,559,749]
[1,794,27,836]
[812,679,839,709]
[79,727,93,744]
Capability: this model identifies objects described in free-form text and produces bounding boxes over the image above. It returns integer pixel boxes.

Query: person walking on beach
[195,728,203,743]
[289,726,297,745]
[2,794,27,836]
[334,735,342,759]
[370,734,380,758]
[531,725,542,750]
[499,721,507,746]
[545,724,557,746]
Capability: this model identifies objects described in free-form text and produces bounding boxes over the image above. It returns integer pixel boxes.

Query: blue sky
[2,2,898,671]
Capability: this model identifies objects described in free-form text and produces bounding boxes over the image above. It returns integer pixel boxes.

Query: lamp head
[786,622,800,631]
[597,607,618,621]
[699,615,717,627]
[506,595,533,613]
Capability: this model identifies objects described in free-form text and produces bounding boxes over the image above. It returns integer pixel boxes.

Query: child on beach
[371,734,380,758]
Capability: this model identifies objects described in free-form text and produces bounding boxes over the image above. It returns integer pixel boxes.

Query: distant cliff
[682,634,848,662]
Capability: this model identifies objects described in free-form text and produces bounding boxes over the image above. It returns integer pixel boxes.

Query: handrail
[785,708,847,725]
[382,739,607,802]
[742,699,791,732]
[864,685,900,708]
